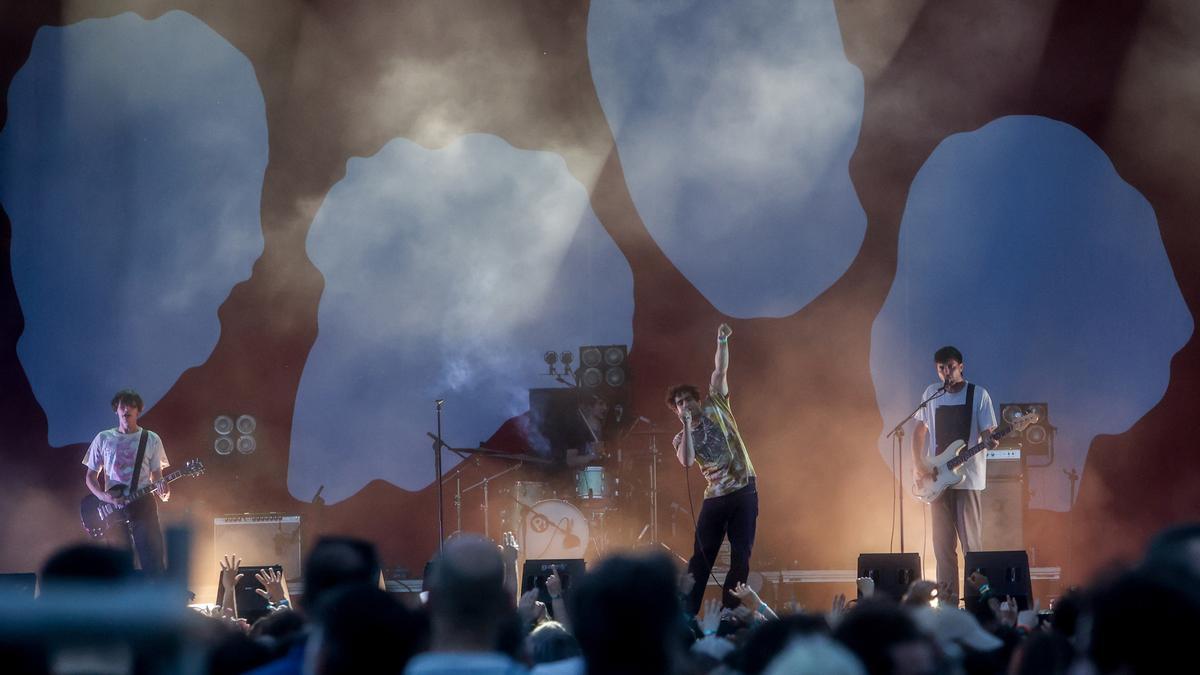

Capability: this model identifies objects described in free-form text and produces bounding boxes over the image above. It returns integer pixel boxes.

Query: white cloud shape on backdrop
[588,0,866,317]
[0,11,267,445]
[290,134,633,503]
[870,116,1192,511]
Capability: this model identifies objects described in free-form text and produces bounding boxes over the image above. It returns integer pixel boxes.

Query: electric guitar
[80,459,205,537]
[911,410,1038,504]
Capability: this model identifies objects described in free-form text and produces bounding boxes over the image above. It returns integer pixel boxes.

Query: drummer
[562,393,609,468]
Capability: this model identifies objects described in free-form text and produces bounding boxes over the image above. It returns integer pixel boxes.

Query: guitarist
[82,389,170,573]
[912,346,997,606]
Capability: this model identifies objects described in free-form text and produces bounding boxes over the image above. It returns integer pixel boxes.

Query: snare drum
[575,466,608,501]
[524,499,589,559]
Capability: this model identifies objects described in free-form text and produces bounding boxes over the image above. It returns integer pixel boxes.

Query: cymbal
[426,432,554,465]
[458,446,555,465]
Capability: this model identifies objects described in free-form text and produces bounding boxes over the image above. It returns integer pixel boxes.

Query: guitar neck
[126,469,186,501]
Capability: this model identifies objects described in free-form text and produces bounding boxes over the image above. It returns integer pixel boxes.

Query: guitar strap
[934,383,976,453]
[127,429,150,497]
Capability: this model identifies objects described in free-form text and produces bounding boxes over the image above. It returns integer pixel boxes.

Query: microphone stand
[885,386,947,553]
[435,399,446,553]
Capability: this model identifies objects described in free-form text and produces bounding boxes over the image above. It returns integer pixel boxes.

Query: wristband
[703,628,716,636]
[718,337,728,344]
[549,593,562,600]
[979,584,990,594]
[757,602,769,614]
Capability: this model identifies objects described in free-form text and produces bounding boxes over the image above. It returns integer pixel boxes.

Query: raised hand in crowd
[967,571,989,592]
[829,592,849,628]
[989,594,1019,628]
[1017,598,1041,632]
[901,579,939,607]
[219,554,242,617]
[699,597,722,637]
[500,530,520,599]
[254,566,289,605]
[856,576,875,599]
[733,581,777,620]
[544,567,570,628]
[518,588,548,628]
[545,567,563,599]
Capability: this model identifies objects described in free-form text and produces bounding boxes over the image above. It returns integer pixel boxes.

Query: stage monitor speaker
[981,476,1024,551]
[214,514,302,581]
[0,573,36,597]
[214,564,283,623]
[857,553,921,601]
[964,550,1032,612]
[521,558,585,619]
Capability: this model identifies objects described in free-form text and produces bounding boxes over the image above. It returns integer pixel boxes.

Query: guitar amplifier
[214,514,302,581]
[986,447,1023,479]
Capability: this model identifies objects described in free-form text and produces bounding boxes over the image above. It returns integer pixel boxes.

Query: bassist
[83,389,170,573]
[912,347,997,606]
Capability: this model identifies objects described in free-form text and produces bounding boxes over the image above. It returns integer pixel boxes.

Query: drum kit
[430,423,673,560]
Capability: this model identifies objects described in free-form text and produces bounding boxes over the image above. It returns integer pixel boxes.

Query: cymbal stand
[461,462,524,540]
[649,423,660,544]
[434,399,446,552]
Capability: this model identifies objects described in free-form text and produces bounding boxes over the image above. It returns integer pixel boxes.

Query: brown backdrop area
[0,0,1197,583]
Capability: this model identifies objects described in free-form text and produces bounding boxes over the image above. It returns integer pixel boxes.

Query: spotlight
[214,436,234,455]
[544,351,558,375]
[214,415,234,435]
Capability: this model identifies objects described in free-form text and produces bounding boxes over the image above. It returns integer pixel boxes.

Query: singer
[911,346,998,606]
[668,323,757,615]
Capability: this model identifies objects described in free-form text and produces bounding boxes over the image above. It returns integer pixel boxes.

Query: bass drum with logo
[523,499,589,560]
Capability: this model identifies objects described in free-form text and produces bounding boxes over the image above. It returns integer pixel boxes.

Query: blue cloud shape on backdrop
[588,0,866,317]
[291,134,633,503]
[871,115,1192,511]
[0,11,267,445]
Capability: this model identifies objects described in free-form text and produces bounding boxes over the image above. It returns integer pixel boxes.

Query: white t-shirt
[82,428,169,493]
[914,382,997,491]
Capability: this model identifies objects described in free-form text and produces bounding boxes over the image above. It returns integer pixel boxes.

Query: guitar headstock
[1009,408,1041,432]
[183,458,206,477]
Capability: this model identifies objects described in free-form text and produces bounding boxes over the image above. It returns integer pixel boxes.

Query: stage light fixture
[214,415,234,435]
[214,436,234,455]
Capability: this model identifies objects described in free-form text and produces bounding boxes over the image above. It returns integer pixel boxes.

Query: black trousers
[685,480,758,615]
[119,497,165,574]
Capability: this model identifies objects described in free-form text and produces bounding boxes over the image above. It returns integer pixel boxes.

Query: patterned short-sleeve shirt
[673,392,755,498]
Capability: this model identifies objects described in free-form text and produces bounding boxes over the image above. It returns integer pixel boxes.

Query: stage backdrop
[2,0,1198,587]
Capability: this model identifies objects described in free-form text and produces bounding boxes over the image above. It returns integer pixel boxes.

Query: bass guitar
[80,458,205,537]
[911,410,1038,504]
